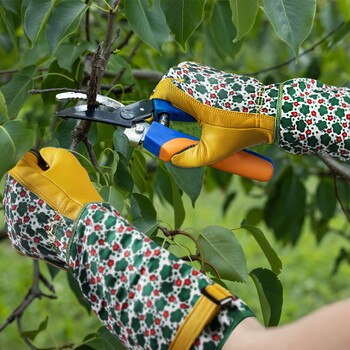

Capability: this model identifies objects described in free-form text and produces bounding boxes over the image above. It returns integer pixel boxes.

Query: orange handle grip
[159,138,274,182]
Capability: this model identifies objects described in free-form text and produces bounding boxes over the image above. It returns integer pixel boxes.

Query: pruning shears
[56,92,274,182]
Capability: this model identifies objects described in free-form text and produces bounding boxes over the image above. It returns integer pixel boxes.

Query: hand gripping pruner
[56,92,274,182]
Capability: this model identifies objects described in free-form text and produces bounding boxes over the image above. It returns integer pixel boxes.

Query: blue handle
[152,99,196,122]
[143,122,275,181]
[144,122,197,158]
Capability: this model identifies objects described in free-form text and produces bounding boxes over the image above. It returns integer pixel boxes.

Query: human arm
[221,297,350,350]
[152,61,350,167]
[3,147,255,350]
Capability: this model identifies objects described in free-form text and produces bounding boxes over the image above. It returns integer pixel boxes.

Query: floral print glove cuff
[3,172,255,350]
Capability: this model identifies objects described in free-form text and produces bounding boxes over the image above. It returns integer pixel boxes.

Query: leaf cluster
[1,0,350,348]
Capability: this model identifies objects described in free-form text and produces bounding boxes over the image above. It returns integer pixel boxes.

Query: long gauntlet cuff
[276,78,350,162]
[65,202,255,350]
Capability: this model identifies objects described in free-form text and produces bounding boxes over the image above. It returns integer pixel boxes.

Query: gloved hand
[3,148,102,269]
[152,61,350,166]
[151,61,277,168]
[3,147,255,350]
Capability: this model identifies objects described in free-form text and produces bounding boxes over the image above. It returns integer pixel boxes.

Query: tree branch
[116,31,134,50]
[112,40,142,84]
[132,69,163,83]
[246,22,345,76]
[29,87,87,95]
[0,261,56,333]
[70,0,121,157]
[318,155,350,182]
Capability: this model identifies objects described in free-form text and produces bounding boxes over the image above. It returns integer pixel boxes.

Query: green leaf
[316,177,336,220]
[0,90,8,122]
[131,150,148,193]
[160,0,206,49]
[125,0,170,52]
[75,327,126,350]
[208,0,242,57]
[56,42,90,72]
[0,120,35,180]
[245,207,263,226]
[0,7,18,55]
[250,268,283,327]
[332,247,350,275]
[198,226,247,282]
[240,220,282,275]
[338,0,350,21]
[46,263,61,280]
[264,167,306,244]
[113,154,134,198]
[335,177,350,216]
[155,165,185,228]
[107,55,134,84]
[262,0,316,57]
[41,60,80,104]
[100,186,125,213]
[97,327,126,350]
[99,148,119,185]
[0,0,21,14]
[130,193,158,235]
[20,316,48,340]
[67,272,91,314]
[230,0,259,42]
[165,162,203,206]
[45,0,90,56]
[1,66,37,117]
[24,0,53,47]
[113,127,133,163]
[170,174,185,229]
[222,191,236,215]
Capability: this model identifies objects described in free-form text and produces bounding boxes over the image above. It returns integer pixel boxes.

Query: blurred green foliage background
[1,0,350,348]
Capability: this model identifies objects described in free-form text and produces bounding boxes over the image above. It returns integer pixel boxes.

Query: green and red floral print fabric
[163,61,350,162]
[278,78,350,160]
[3,175,254,350]
[3,175,72,269]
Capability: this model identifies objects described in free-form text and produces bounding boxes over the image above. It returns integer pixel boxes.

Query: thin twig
[100,83,134,95]
[29,88,86,95]
[112,40,142,84]
[17,317,37,350]
[334,174,350,222]
[132,69,163,83]
[83,137,99,168]
[331,228,350,242]
[158,226,206,273]
[318,155,350,182]
[85,1,91,42]
[70,0,121,156]
[246,22,345,76]
[116,31,134,50]
[0,261,56,333]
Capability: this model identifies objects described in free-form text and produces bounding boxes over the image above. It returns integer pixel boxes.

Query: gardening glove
[3,147,255,350]
[152,61,350,166]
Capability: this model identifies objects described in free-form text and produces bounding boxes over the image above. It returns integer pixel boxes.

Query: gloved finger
[9,147,102,220]
[39,147,103,203]
[10,151,46,178]
[40,147,79,171]
[171,124,239,167]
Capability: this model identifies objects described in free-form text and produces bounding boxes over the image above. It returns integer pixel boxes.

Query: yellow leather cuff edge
[169,283,233,350]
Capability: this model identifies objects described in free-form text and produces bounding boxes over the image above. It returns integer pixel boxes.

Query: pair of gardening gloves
[3,61,350,349]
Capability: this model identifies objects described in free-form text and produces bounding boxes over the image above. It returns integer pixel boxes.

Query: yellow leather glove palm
[151,61,277,167]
